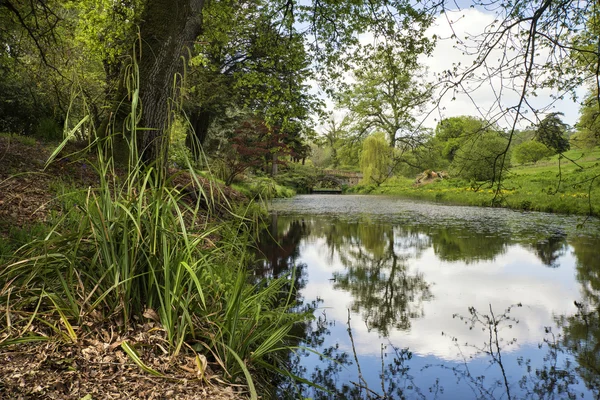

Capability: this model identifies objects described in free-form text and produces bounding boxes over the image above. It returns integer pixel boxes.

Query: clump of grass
[0,57,309,397]
[0,132,37,146]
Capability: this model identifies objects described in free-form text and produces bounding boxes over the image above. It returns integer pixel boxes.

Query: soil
[0,327,243,399]
[0,136,247,399]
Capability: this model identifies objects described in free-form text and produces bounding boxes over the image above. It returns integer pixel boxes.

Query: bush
[513,140,554,164]
[35,117,63,141]
[452,132,510,181]
[274,163,318,193]
[250,177,295,199]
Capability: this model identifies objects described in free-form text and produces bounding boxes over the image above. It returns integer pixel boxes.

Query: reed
[0,55,309,397]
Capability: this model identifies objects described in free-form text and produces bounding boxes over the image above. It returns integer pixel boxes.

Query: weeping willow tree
[360,132,392,186]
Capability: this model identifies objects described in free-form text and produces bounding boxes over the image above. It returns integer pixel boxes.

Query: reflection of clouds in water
[300,241,581,362]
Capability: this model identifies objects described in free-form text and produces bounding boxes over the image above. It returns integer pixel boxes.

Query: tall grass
[0,55,309,396]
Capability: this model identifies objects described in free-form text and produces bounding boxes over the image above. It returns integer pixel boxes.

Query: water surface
[257,195,600,399]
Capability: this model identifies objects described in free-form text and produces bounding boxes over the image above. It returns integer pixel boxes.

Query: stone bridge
[322,170,363,186]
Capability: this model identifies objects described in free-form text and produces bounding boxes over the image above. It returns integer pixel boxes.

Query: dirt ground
[0,330,244,399]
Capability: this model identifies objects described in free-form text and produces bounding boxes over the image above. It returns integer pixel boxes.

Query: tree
[185,1,318,159]
[424,1,599,195]
[218,117,288,186]
[513,140,554,164]
[0,0,124,137]
[2,0,435,167]
[452,131,511,181]
[136,0,204,166]
[534,112,570,154]
[338,43,433,149]
[573,93,600,148]
[434,116,489,162]
[317,113,354,168]
[360,132,392,185]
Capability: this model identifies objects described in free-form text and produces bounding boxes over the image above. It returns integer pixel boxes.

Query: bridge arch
[308,170,363,194]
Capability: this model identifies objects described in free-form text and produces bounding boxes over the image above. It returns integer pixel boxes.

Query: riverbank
[0,134,297,399]
[348,147,600,217]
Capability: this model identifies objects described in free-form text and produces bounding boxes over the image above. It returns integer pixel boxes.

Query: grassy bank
[350,147,600,216]
[0,132,307,399]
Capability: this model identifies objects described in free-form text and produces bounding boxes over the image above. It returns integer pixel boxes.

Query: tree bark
[271,151,278,176]
[185,106,212,159]
[137,0,204,166]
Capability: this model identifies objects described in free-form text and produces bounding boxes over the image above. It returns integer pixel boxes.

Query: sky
[313,5,586,134]
[420,7,585,129]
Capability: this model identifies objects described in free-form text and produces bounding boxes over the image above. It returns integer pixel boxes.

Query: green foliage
[1,142,304,395]
[168,116,195,168]
[573,93,600,148]
[368,147,600,216]
[0,132,37,146]
[309,143,332,168]
[394,133,449,177]
[360,132,392,185]
[535,112,570,153]
[187,0,318,158]
[435,116,489,162]
[35,117,63,141]
[0,66,308,394]
[513,140,554,164]
[248,177,295,199]
[451,132,510,181]
[274,163,318,194]
[337,43,432,148]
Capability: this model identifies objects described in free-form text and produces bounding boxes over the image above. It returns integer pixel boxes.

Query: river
[255,195,600,399]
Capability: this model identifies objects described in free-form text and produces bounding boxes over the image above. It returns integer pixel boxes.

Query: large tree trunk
[137,0,204,166]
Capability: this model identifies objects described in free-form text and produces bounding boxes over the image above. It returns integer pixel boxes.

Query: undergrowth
[0,56,310,398]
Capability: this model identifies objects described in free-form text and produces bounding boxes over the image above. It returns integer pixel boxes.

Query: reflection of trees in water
[258,214,600,398]
[285,303,600,399]
[333,223,432,335]
[432,304,597,400]
[279,306,426,400]
[557,235,600,394]
[291,216,433,335]
[530,232,568,268]
[254,214,309,279]
[293,215,571,268]
[428,226,510,263]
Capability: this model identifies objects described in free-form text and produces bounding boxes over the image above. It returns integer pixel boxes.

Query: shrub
[513,140,554,164]
[250,177,295,199]
[274,163,318,193]
[452,132,510,181]
[35,117,63,141]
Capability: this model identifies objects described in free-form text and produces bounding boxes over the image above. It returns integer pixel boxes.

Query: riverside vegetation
[348,146,600,216]
[0,61,310,399]
[0,139,306,399]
